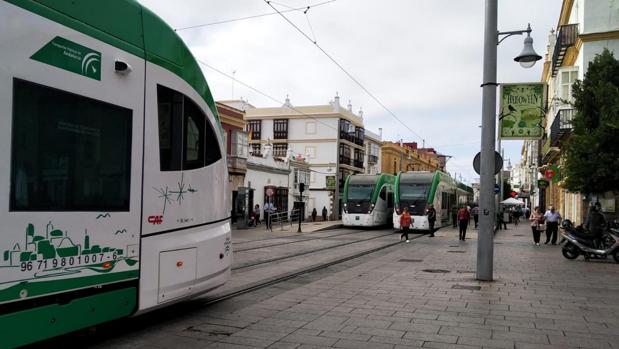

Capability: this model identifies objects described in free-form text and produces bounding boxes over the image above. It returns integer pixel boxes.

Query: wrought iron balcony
[339,155,351,166]
[368,155,379,164]
[353,160,364,169]
[552,24,578,77]
[550,109,574,146]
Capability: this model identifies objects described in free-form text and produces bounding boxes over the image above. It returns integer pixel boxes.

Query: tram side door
[0,2,145,311]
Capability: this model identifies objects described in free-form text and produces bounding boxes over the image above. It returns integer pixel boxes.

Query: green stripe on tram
[0,287,136,349]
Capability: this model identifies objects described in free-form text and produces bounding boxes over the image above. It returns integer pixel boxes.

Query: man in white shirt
[543,206,562,245]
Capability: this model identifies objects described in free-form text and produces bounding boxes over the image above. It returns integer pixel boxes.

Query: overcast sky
[138,0,562,184]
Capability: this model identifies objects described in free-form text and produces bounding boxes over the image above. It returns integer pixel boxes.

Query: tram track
[232,230,398,269]
[204,233,425,305]
[233,228,372,252]
[231,226,353,246]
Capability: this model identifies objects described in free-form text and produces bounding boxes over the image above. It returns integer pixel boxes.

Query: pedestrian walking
[471,205,480,229]
[524,206,531,220]
[311,208,317,222]
[399,207,412,243]
[322,206,328,221]
[252,204,261,226]
[451,205,458,228]
[497,207,507,230]
[529,206,543,245]
[584,202,606,248]
[543,205,561,245]
[264,201,276,230]
[457,205,470,240]
[427,204,437,237]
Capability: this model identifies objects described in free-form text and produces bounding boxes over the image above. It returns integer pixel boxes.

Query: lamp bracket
[497,24,532,45]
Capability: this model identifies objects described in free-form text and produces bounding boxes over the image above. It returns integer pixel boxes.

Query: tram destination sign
[499,83,545,140]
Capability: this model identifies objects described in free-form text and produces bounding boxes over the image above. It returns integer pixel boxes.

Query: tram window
[10,79,132,211]
[379,187,387,200]
[157,85,221,171]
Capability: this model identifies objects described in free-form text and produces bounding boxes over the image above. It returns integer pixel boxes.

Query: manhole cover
[451,284,481,291]
[457,270,475,273]
[422,269,450,273]
[447,251,466,253]
[398,259,423,263]
[513,234,524,237]
[495,242,503,244]
[448,245,460,247]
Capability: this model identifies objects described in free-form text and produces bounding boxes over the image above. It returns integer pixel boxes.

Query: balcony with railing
[368,154,379,164]
[550,109,574,146]
[339,155,351,166]
[552,24,578,77]
[353,160,364,169]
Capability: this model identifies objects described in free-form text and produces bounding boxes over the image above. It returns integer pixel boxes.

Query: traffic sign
[494,184,500,194]
[473,151,503,175]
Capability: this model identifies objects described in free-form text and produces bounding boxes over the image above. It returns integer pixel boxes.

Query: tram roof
[6,0,218,120]
[399,171,436,184]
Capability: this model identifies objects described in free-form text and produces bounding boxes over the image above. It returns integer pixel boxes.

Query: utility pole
[477,0,498,281]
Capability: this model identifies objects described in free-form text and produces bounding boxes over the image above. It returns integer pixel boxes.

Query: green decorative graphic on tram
[1,222,137,283]
[30,36,101,80]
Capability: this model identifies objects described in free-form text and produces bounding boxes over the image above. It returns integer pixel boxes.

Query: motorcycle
[559,219,619,263]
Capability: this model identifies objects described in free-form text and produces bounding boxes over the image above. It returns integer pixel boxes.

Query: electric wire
[174,0,336,31]
[197,59,339,132]
[264,0,427,145]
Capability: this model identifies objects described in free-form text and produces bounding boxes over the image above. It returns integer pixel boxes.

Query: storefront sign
[499,83,545,139]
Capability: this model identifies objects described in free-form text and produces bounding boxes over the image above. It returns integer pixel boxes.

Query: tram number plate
[355,216,360,220]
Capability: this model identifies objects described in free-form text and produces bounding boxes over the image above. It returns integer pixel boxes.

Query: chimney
[378,128,383,139]
[283,94,292,107]
[333,92,340,112]
[358,107,363,119]
[347,100,352,112]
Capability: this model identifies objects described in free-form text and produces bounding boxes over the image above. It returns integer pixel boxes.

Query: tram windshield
[399,183,429,215]
[348,184,374,202]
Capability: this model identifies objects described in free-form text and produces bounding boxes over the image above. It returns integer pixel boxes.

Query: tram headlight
[368,203,375,214]
[343,203,348,213]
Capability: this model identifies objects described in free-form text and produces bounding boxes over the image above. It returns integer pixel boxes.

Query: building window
[339,119,355,142]
[305,121,316,134]
[559,68,578,103]
[273,143,288,157]
[305,146,316,159]
[157,84,221,171]
[273,119,288,139]
[248,120,261,140]
[353,149,364,168]
[355,127,365,145]
[231,130,248,158]
[293,168,310,190]
[339,143,351,165]
[10,79,132,211]
[251,143,261,156]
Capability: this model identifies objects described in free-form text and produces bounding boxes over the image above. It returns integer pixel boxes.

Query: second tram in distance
[393,171,473,231]
[342,174,394,227]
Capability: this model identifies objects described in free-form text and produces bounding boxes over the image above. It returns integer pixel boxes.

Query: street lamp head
[514,31,542,68]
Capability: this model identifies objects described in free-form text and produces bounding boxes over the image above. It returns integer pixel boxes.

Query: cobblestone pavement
[84,223,619,348]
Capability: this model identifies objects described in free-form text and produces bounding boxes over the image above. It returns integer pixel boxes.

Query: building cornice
[247,162,291,175]
[580,30,619,42]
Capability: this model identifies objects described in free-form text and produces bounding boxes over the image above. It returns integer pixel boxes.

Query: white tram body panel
[0,2,144,304]
[0,0,231,315]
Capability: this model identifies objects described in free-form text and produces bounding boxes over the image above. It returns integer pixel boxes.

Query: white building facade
[364,129,382,175]
[245,95,370,219]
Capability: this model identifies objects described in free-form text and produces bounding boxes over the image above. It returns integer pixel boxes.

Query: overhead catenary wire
[197,59,339,132]
[174,0,336,31]
[263,0,428,146]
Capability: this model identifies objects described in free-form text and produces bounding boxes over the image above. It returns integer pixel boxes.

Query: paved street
[38,222,619,349]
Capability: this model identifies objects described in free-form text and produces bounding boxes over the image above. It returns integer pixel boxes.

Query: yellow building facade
[381,142,440,175]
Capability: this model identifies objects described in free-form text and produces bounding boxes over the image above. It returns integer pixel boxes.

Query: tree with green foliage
[563,48,619,194]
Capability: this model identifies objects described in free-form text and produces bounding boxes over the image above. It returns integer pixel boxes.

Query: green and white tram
[393,171,472,231]
[0,1,231,346]
[342,174,394,227]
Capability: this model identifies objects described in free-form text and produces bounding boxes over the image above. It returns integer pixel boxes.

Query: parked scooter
[560,219,619,263]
